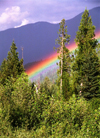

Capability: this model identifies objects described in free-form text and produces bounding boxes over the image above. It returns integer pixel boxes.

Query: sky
[0,0,100,31]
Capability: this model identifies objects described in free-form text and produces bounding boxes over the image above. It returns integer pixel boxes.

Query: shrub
[0,85,12,136]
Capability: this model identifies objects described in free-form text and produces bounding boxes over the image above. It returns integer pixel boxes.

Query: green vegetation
[55,19,72,100]
[72,9,100,99]
[0,9,100,137]
[0,41,25,85]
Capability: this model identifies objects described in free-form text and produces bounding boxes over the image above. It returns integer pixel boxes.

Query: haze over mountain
[0,7,100,66]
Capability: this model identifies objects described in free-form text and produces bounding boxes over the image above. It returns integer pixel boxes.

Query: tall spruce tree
[0,41,25,85]
[72,9,100,99]
[55,19,71,99]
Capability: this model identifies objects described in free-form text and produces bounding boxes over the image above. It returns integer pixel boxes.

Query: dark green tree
[72,9,100,99]
[0,41,25,85]
[55,19,71,99]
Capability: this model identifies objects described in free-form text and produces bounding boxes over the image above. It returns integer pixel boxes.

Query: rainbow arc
[26,31,100,80]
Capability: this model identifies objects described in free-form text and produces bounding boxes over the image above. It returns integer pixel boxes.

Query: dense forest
[0,9,100,137]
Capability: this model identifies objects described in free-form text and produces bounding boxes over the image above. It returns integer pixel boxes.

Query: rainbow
[26,31,100,81]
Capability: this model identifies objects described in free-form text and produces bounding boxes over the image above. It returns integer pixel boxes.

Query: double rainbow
[26,31,100,80]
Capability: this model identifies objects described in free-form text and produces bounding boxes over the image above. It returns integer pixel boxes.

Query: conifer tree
[0,41,25,84]
[56,19,71,99]
[72,9,100,99]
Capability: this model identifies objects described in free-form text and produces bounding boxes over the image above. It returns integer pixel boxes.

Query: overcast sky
[0,0,100,31]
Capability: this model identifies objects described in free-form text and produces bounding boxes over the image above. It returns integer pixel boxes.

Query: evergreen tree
[55,19,71,99]
[72,9,100,99]
[0,41,25,85]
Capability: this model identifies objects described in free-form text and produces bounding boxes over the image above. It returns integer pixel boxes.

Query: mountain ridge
[0,7,100,66]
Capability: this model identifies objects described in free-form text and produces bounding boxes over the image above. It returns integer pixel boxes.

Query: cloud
[14,19,29,28]
[23,0,99,24]
[0,6,28,30]
[0,0,99,31]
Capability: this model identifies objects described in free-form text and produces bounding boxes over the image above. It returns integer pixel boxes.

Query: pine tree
[72,9,100,99]
[0,41,25,85]
[55,19,71,99]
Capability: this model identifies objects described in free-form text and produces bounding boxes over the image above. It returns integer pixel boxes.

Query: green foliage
[0,73,52,134]
[0,41,25,85]
[1,80,100,137]
[0,9,100,138]
[96,42,100,60]
[90,97,100,110]
[72,9,100,99]
[55,19,72,100]
[31,95,100,137]
[9,73,32,128]
[55,19,70,46]
[80,108,100,137]
[0,85,12,136]
[40,77,57,99]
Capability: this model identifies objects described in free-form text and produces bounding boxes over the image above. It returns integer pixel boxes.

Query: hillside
[0,7,100,66]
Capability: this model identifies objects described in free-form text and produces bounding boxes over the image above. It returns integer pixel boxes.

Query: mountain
[0,7,100,66]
